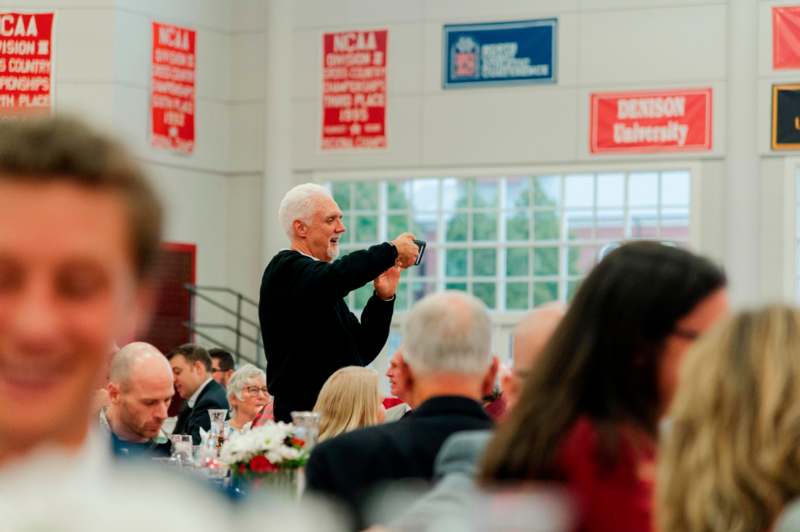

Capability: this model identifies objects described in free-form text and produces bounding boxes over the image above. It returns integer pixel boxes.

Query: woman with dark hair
[479,241,728,532]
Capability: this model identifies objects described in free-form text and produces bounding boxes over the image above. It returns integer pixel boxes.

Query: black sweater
[258,243,398,421]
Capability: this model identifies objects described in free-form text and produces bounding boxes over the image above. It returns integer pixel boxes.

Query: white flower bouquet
[220,421,309,480]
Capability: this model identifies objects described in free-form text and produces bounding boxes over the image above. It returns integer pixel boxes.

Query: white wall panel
[578,4,726,85]
[227,175,263,299]
[231,0,267,32]
[116,0,231,32]
[292,29,320,101]
[229,102,265,172]
[422,89,578,166]
[292,0,424,29]
[423,0,578,20]
[54,9,115,82]
[232,31,266,102]
[578,0,719,10]
[55,82,114,128]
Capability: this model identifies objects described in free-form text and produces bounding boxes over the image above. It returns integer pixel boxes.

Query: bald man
[502,303,566,410]
[100,342,174,457]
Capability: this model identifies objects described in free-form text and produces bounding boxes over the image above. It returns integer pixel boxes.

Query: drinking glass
[291,411,321,449]
[207,409,227,435]
[170,434,193,464]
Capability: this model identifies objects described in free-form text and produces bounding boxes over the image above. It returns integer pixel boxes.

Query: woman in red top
[479,241,728,532]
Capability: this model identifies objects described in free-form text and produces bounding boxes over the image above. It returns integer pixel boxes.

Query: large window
[331,170,691,312]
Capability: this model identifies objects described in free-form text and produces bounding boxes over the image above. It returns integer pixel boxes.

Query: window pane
[388,214,408,238]
[473,212,497,241]
[565,210,593,241]
[533,282,558,305]
[442,178,468,210]
[332,182,351,210]
[387,181,410,210]
[473,248,496,276]
[661,171,690,206]
[444,212,468,241]
[446,281,467,291]
[534,211,560,240]
[412,212,438,242]
[597,173,624,208]
[412,179,439,212]
[506,248,529,277]
[565,174,594,208]
[628,172,658,207]
[506,177,531,208]
[533,247,559,276]
[446,248,467,276]
[534,175,560,207]
[506,211,530,241]
[568,246,598,276]
[354,215,378,242]
[395,282,409,311]
[506,282,529,310]
[596,209,625,240]
[472,179,498,208]
[355,182,378,210]
[629,209,659,238]
[415,247,438,278]
[411,281,435,303]
[472,282,496,309]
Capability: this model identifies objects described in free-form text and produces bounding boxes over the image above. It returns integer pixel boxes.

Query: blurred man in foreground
[0,117,348,532]
[101,342,173,457]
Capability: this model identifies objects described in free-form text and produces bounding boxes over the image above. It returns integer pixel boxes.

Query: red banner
[774,7,800,69]
[590,88,712,154]
[0,13,53,116]
[322,29,387,150]
[151,22,195,154]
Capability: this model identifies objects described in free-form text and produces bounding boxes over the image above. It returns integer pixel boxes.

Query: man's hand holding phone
[392,233,420,268]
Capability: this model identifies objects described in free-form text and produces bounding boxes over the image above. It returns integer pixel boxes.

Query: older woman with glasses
[225,364,271,434]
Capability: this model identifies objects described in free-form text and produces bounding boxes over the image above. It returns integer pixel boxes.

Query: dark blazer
[305,395,493,528]
[172,379,229,444]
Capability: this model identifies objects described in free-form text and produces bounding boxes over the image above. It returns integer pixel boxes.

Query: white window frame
[312,161,703,366]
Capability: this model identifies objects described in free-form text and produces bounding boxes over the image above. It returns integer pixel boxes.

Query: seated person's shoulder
[435,429,493,478]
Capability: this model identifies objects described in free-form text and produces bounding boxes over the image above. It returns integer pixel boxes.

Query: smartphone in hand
[413,239,426,266]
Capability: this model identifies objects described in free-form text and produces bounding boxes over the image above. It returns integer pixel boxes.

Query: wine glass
[291,411,321,449]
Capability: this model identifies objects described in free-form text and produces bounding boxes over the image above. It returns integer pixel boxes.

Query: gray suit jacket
[387,430,491,531]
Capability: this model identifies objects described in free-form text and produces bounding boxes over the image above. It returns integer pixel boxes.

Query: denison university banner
[0,12,54,116]
[322,29,387,150]
[151,21,196,154]
[590,88,712,154]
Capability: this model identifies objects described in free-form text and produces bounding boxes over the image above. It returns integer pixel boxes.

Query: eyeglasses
[211,368,223,373]
[244,386,269,395]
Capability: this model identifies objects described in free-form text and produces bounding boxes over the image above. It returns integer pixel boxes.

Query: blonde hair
[657,305,800,532]
[313,366,382,442]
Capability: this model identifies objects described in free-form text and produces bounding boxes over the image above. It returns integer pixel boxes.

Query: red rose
[239,464,246,474]
[249,454,277,473]
[291,437,305,448]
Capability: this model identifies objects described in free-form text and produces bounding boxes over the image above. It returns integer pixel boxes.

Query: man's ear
[107,382,121,404]
[481,356,500,397]
[293,219,308,238]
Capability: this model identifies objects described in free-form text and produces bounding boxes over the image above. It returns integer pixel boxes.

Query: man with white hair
[100,342,173,457]
[259,183,419,421]
[306,291,498,527]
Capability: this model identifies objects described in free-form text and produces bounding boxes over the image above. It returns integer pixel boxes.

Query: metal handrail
[186,284,259,307]
[183,284,264,369]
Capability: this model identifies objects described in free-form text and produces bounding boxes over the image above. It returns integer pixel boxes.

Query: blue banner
[443,19,557,88]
